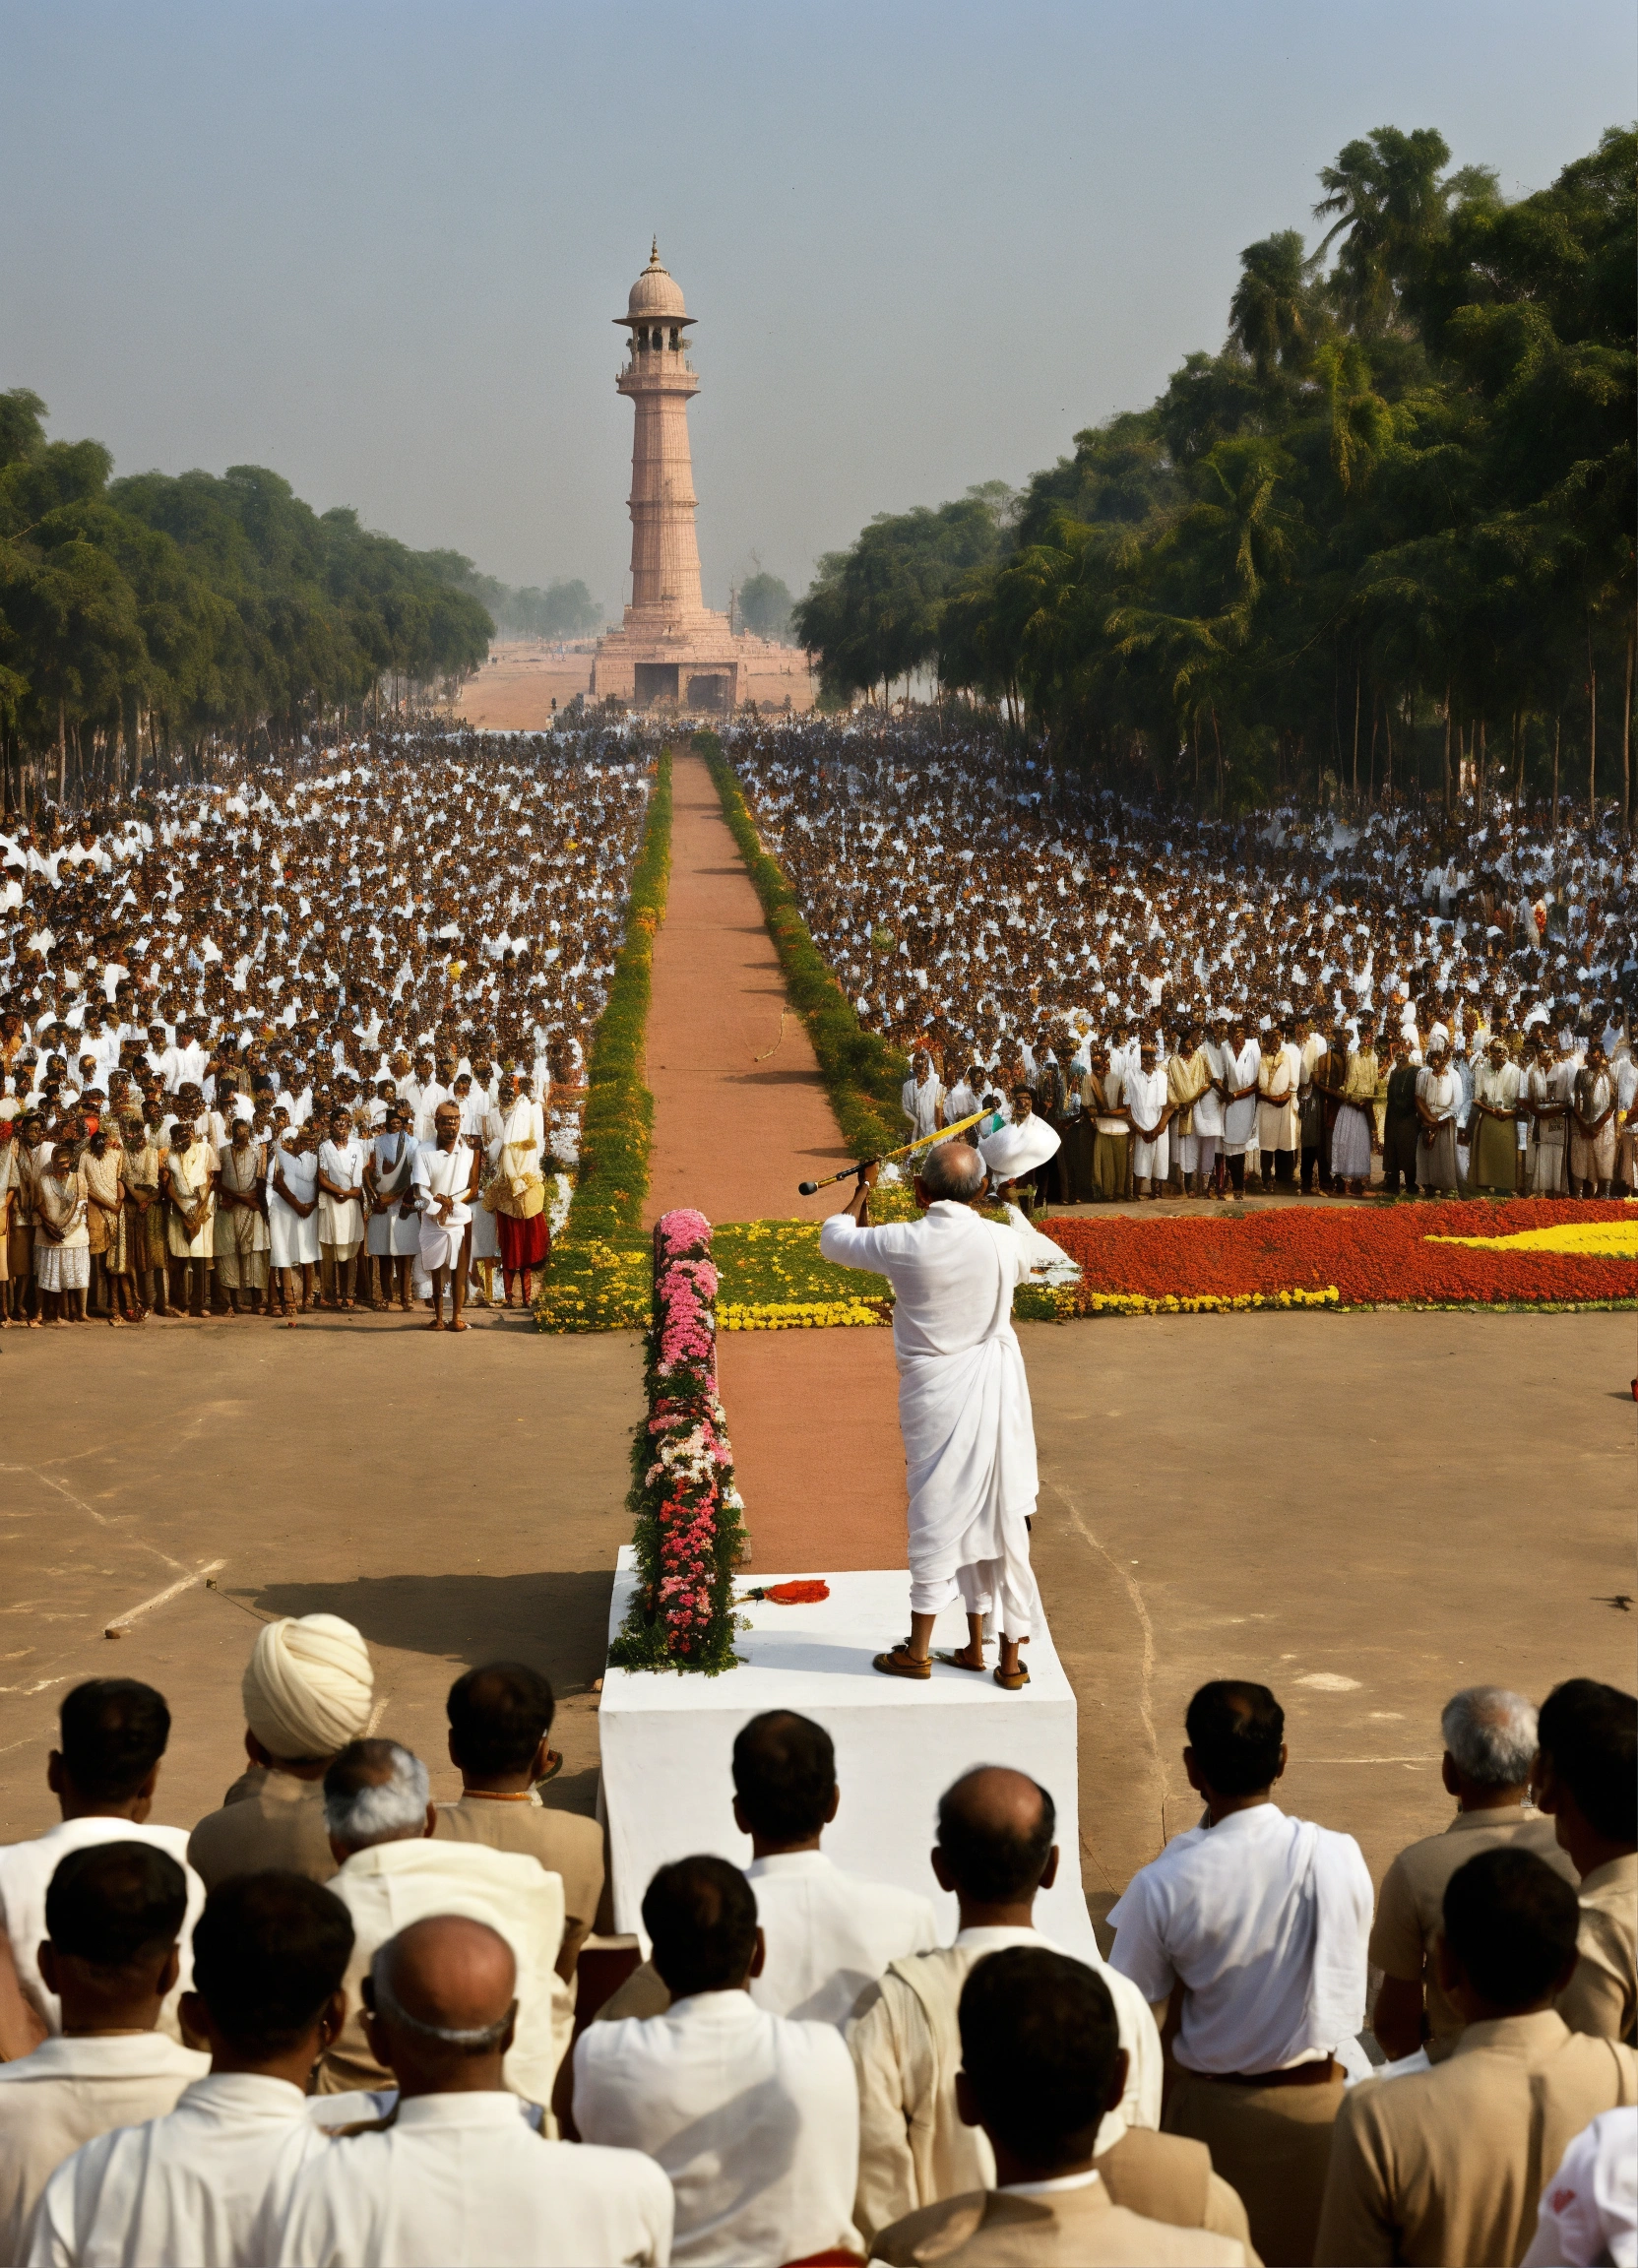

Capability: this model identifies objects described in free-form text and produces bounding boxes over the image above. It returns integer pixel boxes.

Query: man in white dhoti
[410,1101,477,1331]
[1125,1039,1172,1199]
[315,1107,366,1311]
[23,1871,350,2268]
[274,1916,674,2268]
[818,1139,1041,1689]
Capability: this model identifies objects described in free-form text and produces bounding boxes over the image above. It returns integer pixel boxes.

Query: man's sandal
[872,1645,931,1679]
[934,1648,987,1672]
[993,1664,1031,1691]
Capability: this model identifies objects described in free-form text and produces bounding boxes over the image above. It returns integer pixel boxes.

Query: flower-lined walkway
[643,753,909,1570]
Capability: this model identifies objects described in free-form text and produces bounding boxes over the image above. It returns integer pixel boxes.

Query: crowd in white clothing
[0,1623,1630,2267]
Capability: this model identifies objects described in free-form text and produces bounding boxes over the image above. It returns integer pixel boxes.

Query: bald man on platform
[274,1917,673,2268]
[819,1140,1042,1690]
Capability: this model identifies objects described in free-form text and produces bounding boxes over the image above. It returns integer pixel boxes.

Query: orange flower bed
[1040,1200,1636,1311]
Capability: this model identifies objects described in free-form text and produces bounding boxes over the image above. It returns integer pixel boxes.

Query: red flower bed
[1041,1199,1635,1310]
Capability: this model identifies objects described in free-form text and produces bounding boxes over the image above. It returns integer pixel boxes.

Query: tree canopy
[796,124,1636,825]
[0,399,493,804]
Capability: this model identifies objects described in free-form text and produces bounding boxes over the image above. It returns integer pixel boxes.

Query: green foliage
[737,570,793,641]
[797,124,1637,817]
[0,402,494,780]
[431,557,601,640]
[696,728,908,1169]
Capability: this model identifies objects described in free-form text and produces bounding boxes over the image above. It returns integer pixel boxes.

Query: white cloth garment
[818,1202,1040,1639]
[1522,2106,1638,2268]
[327,1839,566,2112]
[315,1137,365,1251]
[267,1148,320,1269]
[1107,1801,1372,2075]
[1220,1040,1261,1155]
[0,1820,204,2042]
[744,1851,940,2026]
[365,1132,420,1257]
[0,2032,209,2264]
[24,2071,330,2268]
[901,1075,944,1138]
[1124,1064,1170,1180]
[270,2091,674,2268]
[575,1991,860,2268]
[410,1139,473,1272]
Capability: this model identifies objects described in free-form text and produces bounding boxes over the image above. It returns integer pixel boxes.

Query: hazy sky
[3,2,1630,622]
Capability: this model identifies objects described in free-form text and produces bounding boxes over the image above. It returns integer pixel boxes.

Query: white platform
[598,1550,1094,1957]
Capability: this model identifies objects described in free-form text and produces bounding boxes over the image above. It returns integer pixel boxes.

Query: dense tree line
[795,126,1636,826]
[0,391,493,810]
[438,561,601,640]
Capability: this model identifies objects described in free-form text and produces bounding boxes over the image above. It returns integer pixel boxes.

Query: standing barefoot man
[412,1101,478,1331]
[819,1137,1042,1690]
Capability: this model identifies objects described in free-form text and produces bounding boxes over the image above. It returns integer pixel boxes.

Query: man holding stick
[819,1140,1040,1691]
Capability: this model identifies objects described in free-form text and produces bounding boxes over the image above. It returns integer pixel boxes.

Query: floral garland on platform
[607,1209,749,1674]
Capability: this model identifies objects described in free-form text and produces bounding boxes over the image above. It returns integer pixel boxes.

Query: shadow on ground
[245,1569,615,1697]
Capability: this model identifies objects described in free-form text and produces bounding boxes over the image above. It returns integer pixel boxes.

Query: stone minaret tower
[615,242,706,619]
[592,241,745,708]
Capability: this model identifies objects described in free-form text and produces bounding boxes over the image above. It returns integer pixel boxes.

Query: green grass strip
[535,749,672,1332]
[695,727,908,1167]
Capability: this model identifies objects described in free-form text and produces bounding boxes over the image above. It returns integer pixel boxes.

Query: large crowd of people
[0,1634,1629,2265]
[0,726,660,1324]
[728,720,1637,1204]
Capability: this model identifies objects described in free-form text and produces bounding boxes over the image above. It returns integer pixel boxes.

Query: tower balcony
[616,355,699,397]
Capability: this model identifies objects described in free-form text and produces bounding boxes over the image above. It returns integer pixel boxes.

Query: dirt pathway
[645,750,907,1568]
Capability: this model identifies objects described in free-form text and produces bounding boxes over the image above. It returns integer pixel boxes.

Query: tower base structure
[591,608,792,713]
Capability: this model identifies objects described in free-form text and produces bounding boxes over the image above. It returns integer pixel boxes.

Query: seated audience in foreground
[1314,1847,1638,2266]
[188,1614,376,1890]
[314,1739,566,2110]
[1107,1680,1371,2268]
[872,1947,1246,2266]
[432,1662,604,1984]
[272,1915,673,2268]
[569,1853,860,2267]
[0,1680,203,2054]
[1521,2107,1638,2268]
[1371,1684,1574,2065]
[849,1766,1162,2246]
[0,1844,207,2259]
[735,1709,939,2024]
[1534,1678,1637,2043]
[23,1870,352,2268]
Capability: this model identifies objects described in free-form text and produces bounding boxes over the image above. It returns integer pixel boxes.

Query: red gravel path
[646,752,907,1570]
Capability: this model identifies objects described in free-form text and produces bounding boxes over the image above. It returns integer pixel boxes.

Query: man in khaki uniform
[872,1948,1245,2266]
[1314,1848,1638,2266]
[1536,1678,1637,2044]
[848,1768,1163,2247]
[188,1614,375,1890]
[1371,1686,1574,2063]
[432,1662,603,1983]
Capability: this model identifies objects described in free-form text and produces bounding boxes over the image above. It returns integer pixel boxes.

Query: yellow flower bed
[719,1299,887,1331]
[1081,1286,1341,1316]
[1428,1220,1638,1259]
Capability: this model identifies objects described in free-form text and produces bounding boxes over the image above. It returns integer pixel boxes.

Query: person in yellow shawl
[33,1138,92,1325]
[1331,1017,1380,1198]
[1166,1025,1213,1196]
[482,1071,550,1307]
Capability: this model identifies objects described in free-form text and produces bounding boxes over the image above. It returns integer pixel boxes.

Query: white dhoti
[1131,1131,1168,1182]
[411,1139,474,1276]
[819,1198,1042,1641]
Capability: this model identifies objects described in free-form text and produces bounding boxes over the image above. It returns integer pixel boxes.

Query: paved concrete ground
[1024,1305,1637,1938]
[0,1310,645,1843]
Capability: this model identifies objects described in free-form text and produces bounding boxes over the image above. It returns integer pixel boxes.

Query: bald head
[936,1766,1057,1909]
[365,1917,517,2090]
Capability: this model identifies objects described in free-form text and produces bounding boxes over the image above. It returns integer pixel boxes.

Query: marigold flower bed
[1040,1199,1637,1312]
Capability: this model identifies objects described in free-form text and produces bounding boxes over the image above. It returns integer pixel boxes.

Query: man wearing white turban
[187,1614,374,1890]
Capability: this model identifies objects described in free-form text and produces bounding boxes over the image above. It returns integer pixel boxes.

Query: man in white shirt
[274,1915,672,2268]
[849,1765,1162,2247]
[1107,1679,1372,2268]
[24,1870,351,2267]
[569,1853,860,2267]
[0,1843,207,2259]
[316,1738,567,2112]
[732,1710,939,2024]
[870,1948,1244,2266]
[0,1680,203,2051]
[410,1101,477,1331]
[819,1140,1039,1687]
